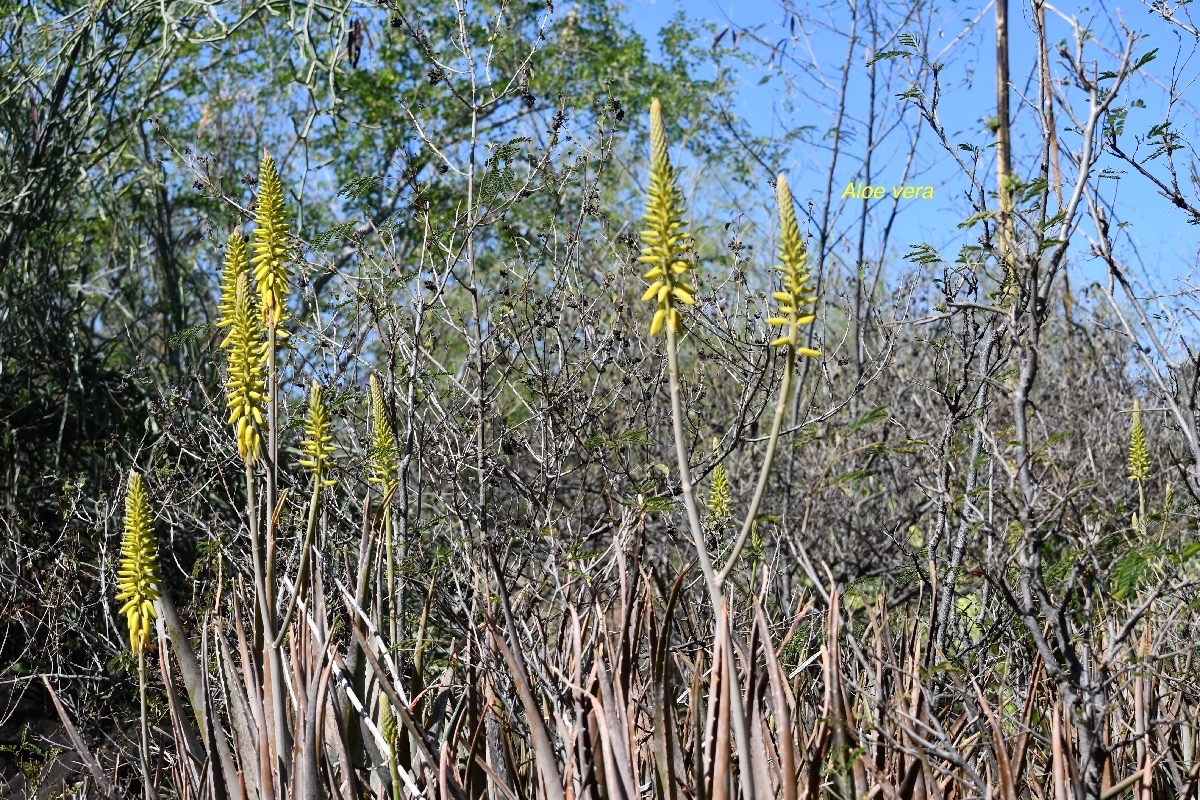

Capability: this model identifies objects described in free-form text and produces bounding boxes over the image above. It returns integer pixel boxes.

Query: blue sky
[618,0,1199,298]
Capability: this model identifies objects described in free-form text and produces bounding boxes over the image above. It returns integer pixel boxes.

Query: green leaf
[1134,48,1159,71]
[337,175,383,201]
[167,323,214,349]
[479,165,516,205]
[618,428,651,446]
[905,242,941,265]
[869,50,908,65]
[835,469,875,486]
[642,495,679,513]
[1020,177,1048,203]
[957,209,994,229]
[313,221,359,249]
[849,405,888,433]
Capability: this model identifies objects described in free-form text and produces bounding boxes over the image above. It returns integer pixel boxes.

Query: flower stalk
[717,174,819,584]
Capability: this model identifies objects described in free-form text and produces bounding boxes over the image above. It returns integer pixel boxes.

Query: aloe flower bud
[765,174,820,357]
[117,470,161,654]
[251,151,291,334]
[707,438,732,521]
[368,374,399,490]
[224,272,268,462]
[637,98,696,336]
[217,228,248,330]
[299,380,336,487]
[1129,398,1150,482]
[379,693,397,747]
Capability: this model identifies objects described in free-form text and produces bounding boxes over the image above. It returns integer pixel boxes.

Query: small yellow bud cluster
[707,439,732,521]
[1129,398,1150,482]
[766,175,820,356]
[638,98,696,337]
[369,374,399,490]
[299,381,336,487]
[117,470,161,654]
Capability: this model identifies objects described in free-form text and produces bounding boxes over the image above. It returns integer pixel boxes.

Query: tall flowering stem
[273,381,337,648]
[640,97,756,800]
[369,373,402,661]
[717,174,820,585]
[299,381,337,487]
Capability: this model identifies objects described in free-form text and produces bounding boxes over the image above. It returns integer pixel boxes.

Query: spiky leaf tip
[1129,398,1150,482]
[299,380,336,487]
[766,174,820,356]
[224,272,268,463]
[250,151,291,335]
[117,470,161,654]
[638,98,695,337]
[368,374,398,490]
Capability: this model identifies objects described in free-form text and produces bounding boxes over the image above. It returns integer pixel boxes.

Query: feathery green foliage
[638,98,695,337]
[116,470,160,655]
[223,272,268,463]
[766,174,820,355]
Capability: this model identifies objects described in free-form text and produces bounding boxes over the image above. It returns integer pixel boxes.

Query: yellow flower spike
[299,381,337,487]
[217,229,248,331]
[707,438,732,521]
[250,151,291,337]
[767,174,820,356]
[224,272,268,463]
[638,98,695,336]
[1129,398,1150,482]
[117,470,161,655]
[369,374,399,490]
